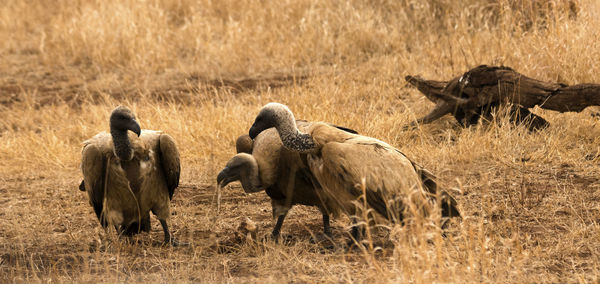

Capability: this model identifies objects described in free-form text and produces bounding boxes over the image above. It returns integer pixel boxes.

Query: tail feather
[349,185,405,224]
[440,192,461,218]
[415,164,461,219]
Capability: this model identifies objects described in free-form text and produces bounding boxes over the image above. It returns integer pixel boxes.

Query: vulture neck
[111,129,134,161]
[240,160,262,192]
[276,117,317,153]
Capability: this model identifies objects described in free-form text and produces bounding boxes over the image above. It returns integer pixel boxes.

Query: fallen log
[405,65,600,130]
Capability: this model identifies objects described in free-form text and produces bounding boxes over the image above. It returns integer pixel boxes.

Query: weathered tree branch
[405,65,600,130]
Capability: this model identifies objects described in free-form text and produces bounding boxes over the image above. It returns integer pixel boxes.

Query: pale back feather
[305,123,431,222]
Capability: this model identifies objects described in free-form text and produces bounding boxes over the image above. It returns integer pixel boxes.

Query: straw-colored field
[2,0,600,282]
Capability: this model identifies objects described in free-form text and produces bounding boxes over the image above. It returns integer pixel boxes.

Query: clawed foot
[345,239,362,252]
[270,233,281,243]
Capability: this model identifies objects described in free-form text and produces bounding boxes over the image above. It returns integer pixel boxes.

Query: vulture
[217,120,356,239]
[79,106,181,245]
[248,103,460,243]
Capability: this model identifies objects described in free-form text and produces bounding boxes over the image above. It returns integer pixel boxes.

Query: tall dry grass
[1,0,600,282]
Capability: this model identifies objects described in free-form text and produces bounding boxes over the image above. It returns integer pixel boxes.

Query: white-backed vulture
[235,134,253,154]
[218,121,358,239]
[79,106,181,245]
[248,103,460,243]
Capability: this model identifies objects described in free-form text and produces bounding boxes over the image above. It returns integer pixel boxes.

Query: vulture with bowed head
[218,120,357,239]
[248,103,460,243]
[79,106,182,245]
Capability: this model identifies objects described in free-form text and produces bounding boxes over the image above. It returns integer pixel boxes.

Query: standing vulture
[79,106,181,245]
[217,120,350,239]
[248,103,460,243]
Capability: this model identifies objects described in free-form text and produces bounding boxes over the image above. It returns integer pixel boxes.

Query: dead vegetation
[406,65,600,130]
[1,0,600,282]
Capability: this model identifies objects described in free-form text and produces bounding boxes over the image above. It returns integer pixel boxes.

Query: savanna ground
[1,0,600,282]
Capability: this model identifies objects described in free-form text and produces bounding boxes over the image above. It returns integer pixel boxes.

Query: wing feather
[81,143,108,227]
[412,164,460,218]
[313,139,426,222]
[158,134,181,200]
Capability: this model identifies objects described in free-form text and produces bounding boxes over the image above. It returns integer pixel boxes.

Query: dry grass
[1,0,600,282]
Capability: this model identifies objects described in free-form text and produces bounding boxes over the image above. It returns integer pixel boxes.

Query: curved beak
[249,123,260,139]
[217,166,232,187]
[128,119,141,137]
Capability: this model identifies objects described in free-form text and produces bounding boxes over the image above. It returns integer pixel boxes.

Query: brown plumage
[79,106,181,245]
[235,134,253,154]
[248,103,460,242]
[217,121,340,239]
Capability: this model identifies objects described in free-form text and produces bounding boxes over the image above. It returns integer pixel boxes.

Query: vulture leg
[159,219,173,246]
[122,213,151,236]
[141,215,151,232]
[122,224,138,236]
[270,164,297,242]
[115,225,137,244]
[158,219,189,247]
[347,216,365,248]
[310,213,334,245]
[322,214,332,237]
[271,214,287,241]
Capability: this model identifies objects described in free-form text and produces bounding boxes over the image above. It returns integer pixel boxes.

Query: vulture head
[217,153,262,193]
[249,103,295,139]
[110,106,141,137]
[235,134,253,154]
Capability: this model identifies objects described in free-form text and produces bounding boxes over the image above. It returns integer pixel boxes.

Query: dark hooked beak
[216,166,231,187]
[249,123,260,139]
[128,119,141,137]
